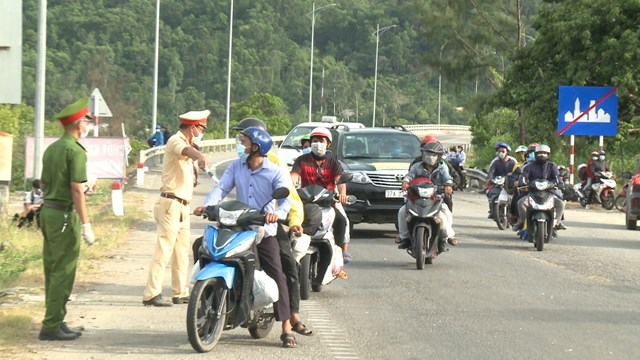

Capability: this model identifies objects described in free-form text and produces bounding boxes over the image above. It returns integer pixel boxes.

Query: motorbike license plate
[385,190,404,198]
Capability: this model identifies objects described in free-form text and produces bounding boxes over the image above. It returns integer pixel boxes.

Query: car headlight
[349,172,370,184]
[417,187,435,198]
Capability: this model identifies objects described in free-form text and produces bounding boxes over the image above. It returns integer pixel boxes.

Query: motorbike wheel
[600,192,615,210]
[614,196,626,213]
[299,254,312,300]
[535,222,545,252]
[496,204,508,230]
[248,308,275,339]
[187,278,227,353]
[414,227,426,270]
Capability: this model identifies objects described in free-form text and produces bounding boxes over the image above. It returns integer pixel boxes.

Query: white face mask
[497,152,506,160]
[311,142,327,156]
[191,127,204,143]
[422,153,438,166]
[81,124,94,138]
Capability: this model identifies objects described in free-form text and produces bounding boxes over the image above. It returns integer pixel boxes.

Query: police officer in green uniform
[38,97,96,341]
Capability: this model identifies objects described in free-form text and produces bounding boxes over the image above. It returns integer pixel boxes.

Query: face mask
[422,153,438,166]
[599,155,605,161]
[592,156,598,161]
[535,153,549,164]
[311,142,327,157]
[236,143,248,160]
[497,152,506,160]
[302,147,312,155]
[526,152,535,163]
[191,127,204,143]
[81,125,93,138]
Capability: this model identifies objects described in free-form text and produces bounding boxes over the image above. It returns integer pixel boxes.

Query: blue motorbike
[186,187,289,353]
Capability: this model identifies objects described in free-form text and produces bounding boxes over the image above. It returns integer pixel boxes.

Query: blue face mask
[526,152,535,163]
[236,143,248,160]
[302,147,312,155]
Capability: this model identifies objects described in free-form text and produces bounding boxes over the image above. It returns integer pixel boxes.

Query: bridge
[139,124,472,167]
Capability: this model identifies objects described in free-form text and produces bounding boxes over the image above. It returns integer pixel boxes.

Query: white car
[278,121,365,167]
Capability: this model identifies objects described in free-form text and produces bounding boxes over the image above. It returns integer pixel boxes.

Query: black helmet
[421,141,445,154]
[231,117,267,131]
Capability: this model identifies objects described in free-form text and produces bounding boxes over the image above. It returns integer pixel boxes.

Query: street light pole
[224,0,234,141]
[372,24,397,127]
[151,0,160,133]
[307,3,336,123]
[437,41,447,129]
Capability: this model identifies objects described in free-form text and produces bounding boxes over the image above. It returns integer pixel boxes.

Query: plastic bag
[291,233,311,263]
[252,269,279,310]
[331,245,344,276]
[189,260,201,284]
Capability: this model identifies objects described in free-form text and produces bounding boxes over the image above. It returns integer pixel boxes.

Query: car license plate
[385,190,404,198]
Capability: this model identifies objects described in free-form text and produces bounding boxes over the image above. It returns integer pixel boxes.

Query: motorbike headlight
[349,172,370,184]
[218,208,245,226]
[417,187,435,198]
[534,181,549,191]
[493,177,505,185]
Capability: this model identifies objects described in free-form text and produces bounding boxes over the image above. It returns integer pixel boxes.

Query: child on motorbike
[396,140,457,252]
[511,144,567,232]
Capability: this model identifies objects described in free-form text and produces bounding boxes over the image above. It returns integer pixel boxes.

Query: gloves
[81,223,95,246]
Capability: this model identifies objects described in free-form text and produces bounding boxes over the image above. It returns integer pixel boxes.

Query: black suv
[328,126,421,228]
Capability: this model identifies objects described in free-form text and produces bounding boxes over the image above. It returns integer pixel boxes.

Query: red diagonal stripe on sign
[557,87,617,136]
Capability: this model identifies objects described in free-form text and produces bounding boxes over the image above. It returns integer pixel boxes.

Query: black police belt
[43,200,75,212]
[160,192,189,206]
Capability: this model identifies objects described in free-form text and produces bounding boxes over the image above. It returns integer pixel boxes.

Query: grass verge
[0,181,146,349]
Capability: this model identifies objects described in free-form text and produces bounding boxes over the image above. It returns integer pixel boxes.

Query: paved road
[28,154,639,359]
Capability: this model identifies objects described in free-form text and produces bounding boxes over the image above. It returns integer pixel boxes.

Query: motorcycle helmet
[231,117,267,131]
[534,144,551,163]
[420,134,438,146]
[300,135,311,147]
[495,142,511,153]
[309,127,332,143]
[591,150,599,157]
[515,145,528,154]
[598,149,606,160]
[421,140,445,154]
[240,126,273,156]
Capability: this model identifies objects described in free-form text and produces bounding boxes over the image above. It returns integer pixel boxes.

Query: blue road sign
[557,86,618,136]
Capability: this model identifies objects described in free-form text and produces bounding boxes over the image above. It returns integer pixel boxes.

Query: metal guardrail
[139,125,471,167]
[139,136,286,167]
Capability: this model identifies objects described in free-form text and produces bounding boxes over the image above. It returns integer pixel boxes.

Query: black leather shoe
[61,322,83,336]
[143,294,173,307]
[172,296,189,304]
[39,328,78,341]
[397,239,411,249]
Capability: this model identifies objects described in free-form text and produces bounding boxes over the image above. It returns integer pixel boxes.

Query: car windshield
[281,126,316,149]
[340,132,420,159]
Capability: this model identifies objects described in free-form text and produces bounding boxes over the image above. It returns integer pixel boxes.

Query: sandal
[447,238,458,246]
[280,333,297,348]
[336,269,348,279]
[343,252,352,265]
[292,321,314,336]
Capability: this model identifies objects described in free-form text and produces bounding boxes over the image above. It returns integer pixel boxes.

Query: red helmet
[309,127,332,142]
[420,134,438,146]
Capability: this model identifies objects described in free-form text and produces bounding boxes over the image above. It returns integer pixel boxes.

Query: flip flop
[292,321,314,336]
[280,333,298,348]
[343,252,352,264]
[447,238,458,246]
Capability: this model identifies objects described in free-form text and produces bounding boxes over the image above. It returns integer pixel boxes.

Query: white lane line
[301,300,360,360]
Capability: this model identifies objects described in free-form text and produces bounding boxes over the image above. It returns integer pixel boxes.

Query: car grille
[366,172,404,187]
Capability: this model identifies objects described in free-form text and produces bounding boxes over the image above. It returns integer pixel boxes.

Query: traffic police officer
[39,97,96,341]
[142,110,209,307]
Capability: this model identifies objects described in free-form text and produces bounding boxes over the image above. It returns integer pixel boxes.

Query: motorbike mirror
[204,205,217,220]
[337,173,354,184]
[272,187,290,200]
[621,171,632,180]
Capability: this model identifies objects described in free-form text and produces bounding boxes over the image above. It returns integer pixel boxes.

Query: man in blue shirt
[195,127,298,348]
[147,125,164,147]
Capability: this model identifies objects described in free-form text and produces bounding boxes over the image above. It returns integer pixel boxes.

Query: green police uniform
[39,99,89,333]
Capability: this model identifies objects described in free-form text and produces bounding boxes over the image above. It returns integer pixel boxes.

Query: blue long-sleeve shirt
[204,157,291,237]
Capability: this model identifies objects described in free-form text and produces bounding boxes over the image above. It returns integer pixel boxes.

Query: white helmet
[309,127,332,142]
